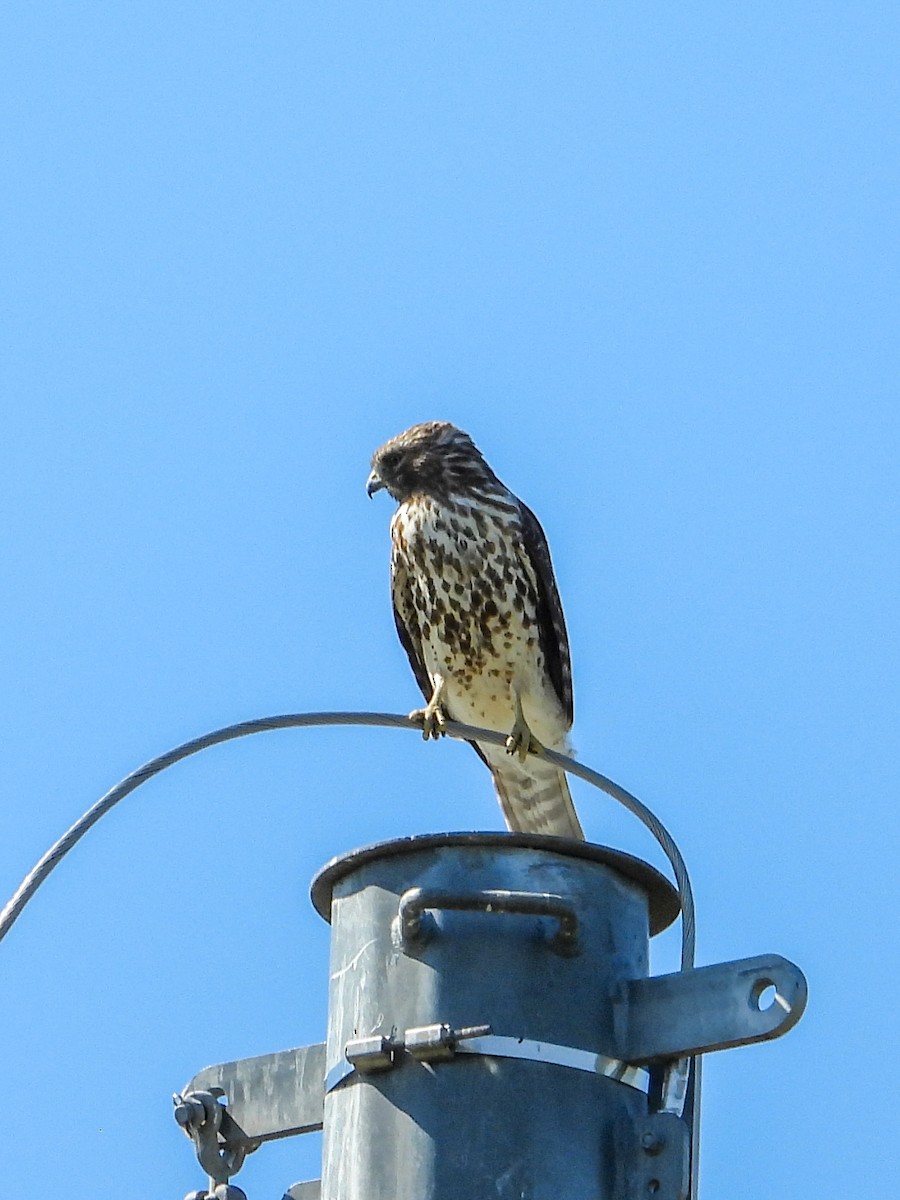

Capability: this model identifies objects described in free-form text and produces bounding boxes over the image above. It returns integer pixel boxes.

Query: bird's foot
[410,675,448,740]
[409,702,448,741]
[505,713,544,763]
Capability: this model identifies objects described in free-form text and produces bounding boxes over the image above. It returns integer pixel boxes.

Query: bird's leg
[505,688,544,762]
[409,674,448,741]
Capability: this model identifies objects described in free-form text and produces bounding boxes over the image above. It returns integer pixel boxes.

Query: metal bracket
[282,1184,321,1200]
[182,1042,326,1147]
[616,1112,690,1200]
[616,954,807,1062]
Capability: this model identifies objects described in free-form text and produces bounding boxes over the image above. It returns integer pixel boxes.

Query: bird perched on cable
[367,421,584,840]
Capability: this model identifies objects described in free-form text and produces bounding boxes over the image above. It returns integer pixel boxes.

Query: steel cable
[0,710,694,970]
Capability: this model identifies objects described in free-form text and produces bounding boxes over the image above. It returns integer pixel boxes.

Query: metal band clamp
[325,1023,649,1094]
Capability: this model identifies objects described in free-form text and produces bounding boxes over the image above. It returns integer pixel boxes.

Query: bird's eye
[381,449,401,470]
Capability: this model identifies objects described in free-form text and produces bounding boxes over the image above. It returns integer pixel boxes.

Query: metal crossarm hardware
[182,1043,326,1147]
[617,955,808,1063]
[172,1088,250,1187]
[170,829,806,1200]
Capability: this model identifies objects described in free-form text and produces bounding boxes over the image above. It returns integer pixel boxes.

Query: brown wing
[518,501,574,726]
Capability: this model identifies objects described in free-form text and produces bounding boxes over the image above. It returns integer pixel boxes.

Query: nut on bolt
[173,1093,206,1130]
[640,1129,666,1155]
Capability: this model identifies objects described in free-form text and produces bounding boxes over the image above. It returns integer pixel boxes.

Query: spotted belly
[431,634,566,748]
[395,499,567,746]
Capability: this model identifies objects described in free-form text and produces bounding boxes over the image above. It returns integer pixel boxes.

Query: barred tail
[478,741,584,840]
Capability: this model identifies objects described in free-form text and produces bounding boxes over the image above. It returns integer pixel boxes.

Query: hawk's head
[367,421,501,503]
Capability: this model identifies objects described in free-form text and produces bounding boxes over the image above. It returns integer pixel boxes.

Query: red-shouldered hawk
[367,421,583,840]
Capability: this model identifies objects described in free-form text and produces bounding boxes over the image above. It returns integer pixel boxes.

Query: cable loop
[0,711,694,970]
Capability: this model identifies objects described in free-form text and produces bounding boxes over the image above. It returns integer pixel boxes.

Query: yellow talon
[505,691,544,762]
[410,674,447,741]
[409,704,447,740]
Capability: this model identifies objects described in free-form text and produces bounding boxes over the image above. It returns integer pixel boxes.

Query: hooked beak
[366,469,385,498]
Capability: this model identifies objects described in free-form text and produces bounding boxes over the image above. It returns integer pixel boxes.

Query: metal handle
[396,887,578,952]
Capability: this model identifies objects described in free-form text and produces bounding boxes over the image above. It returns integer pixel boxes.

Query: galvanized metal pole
[310,832,681,1200]
[176,830,805,1199]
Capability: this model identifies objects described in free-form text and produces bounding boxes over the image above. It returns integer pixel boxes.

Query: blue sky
[1,3,897,1196]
